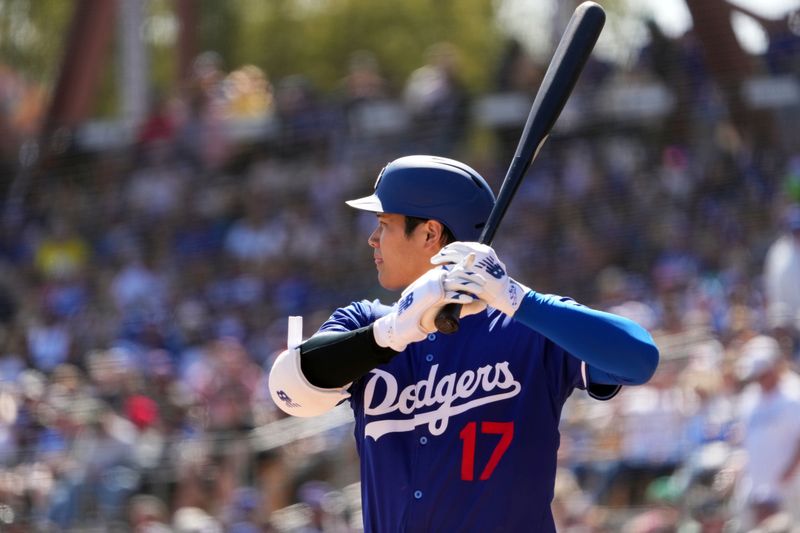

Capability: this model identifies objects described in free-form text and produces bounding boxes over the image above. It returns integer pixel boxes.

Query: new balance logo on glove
[476,258,505,279]
[397,293,414,315]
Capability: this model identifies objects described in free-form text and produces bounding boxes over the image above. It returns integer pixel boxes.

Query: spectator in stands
[176,51,230,172]
[784,156,800,204]
[403,42,469,156]
[191,51,226,100]
[274,75,334,157]
[3,20,800,530]
[224,190,288,268]
[764,204,800,355]
[172,506,222,533]
[223,486,269,532]
[492,38,541,162]
[764,11,800,76]
[0,329,25,382]
[734,335,800,528]
[610,358,690,506]
[296,480,352,533]
[128,494,171,532]
[136,92,177,149]
[26,308,73,373]
[109,249,168,314]
[339,50,390,115]
[0,265,19,327]
[34,217,89,282]
[681,363,735,449]
[197,337,260,432]
[223,65,274,119]
[335,50,400,165]
[125,139,188,225]
[620,507,680,533]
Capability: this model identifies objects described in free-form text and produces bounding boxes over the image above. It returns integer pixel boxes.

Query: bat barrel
[483,2,605,246]
[435,2,605,334]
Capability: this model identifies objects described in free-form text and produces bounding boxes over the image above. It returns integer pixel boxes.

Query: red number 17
[459,421,514,481]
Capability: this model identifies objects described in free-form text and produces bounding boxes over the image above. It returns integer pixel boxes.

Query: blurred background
[0,0,800,531]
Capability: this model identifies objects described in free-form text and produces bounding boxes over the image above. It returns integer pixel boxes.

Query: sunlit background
[0,0,799,531]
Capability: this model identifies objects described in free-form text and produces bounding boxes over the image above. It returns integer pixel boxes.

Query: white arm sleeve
[268,347,351,418]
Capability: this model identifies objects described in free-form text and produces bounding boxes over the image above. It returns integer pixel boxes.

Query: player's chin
[377,272,403,292]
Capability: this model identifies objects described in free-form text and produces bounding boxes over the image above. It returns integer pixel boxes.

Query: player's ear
[423,220,445,248]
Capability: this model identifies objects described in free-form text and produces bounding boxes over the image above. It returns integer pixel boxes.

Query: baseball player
[269,155,659,532]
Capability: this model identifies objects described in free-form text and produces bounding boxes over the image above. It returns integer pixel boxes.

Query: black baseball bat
[435,1,606,334]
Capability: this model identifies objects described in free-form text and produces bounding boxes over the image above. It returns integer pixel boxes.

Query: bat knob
[435,303,461,334]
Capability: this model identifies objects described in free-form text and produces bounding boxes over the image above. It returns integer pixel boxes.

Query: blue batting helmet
[346,155,495,241]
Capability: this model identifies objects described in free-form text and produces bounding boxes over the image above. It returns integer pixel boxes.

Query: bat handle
[435,302,462,334]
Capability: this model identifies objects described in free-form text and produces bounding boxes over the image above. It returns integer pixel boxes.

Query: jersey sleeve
[540,335,585,405]
[515,292,657,398]
[581,363,622,400]
[539,331,621,403]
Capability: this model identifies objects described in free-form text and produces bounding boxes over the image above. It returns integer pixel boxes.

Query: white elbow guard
[268,346,351,417]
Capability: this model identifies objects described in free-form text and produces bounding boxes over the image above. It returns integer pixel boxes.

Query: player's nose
[368,226,380,248]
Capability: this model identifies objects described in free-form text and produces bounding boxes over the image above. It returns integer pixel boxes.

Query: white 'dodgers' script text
[363,362,521,440]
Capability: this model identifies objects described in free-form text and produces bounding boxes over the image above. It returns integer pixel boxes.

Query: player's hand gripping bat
[435,1,606,334]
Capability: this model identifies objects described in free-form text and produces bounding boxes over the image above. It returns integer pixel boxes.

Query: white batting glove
[373,266,486,351]
[431,242,531,318]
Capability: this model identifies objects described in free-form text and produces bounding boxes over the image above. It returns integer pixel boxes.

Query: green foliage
[147,0,179,97]
[197,0,240,72]
[1,0,503,118]
[214,0,502,93]
[0,0,73,84]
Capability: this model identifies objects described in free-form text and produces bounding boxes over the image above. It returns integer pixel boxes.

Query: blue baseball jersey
[319,298,609,533]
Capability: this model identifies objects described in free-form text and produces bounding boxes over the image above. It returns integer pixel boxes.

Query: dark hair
[404,216,456,245]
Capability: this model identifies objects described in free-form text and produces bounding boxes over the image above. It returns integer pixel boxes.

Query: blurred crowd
[0,19,799,533]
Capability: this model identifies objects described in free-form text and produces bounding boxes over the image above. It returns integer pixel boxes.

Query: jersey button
[425,354,434,362]
[419,436,428,445]
[413,490,423,500]
[427,333,436,342]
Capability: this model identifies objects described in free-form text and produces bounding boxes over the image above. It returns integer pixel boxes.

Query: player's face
[368,213,441,291]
